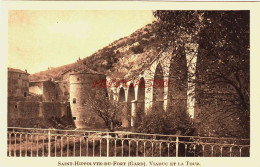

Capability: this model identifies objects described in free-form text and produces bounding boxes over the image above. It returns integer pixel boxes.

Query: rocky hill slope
[29,22,162,81]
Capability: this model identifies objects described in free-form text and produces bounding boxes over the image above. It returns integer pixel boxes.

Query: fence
[7,127,249,157]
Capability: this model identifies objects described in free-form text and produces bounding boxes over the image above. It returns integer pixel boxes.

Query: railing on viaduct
[7,127,249,157]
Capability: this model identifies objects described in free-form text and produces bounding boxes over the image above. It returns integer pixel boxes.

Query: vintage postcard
[0,1,260,167]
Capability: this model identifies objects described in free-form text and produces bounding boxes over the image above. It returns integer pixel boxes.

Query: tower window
[77,78,80,81]
[15,105,17,109]
[24,92,27,97]
[19,74,21,78]
[73,117,76,120]
[73,98,76,104]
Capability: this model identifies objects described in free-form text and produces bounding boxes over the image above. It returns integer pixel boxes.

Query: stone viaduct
[69,43,198,130]
[108,44,198,130]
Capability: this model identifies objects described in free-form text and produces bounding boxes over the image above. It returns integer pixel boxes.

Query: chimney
[25,69,27,73]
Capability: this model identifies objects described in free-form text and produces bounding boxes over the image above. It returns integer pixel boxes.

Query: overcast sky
[8,10,154,74]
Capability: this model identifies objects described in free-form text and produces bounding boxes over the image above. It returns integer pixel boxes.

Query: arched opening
[127,83,135,102]
[119,87,128,127]
[167,50,188,113]
[118,87,126,102]
[127,83,135,127]
[153,63,164,112]
[136,77,145,126]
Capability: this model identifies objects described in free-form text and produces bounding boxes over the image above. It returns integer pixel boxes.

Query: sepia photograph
[6,9,250,158]
[2,1,260,166]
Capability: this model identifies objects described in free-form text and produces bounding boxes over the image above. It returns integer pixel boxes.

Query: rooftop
[8,67,30,75]
[29,79,54,83]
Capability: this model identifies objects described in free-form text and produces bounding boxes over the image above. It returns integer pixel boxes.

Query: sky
[8,10,154,74]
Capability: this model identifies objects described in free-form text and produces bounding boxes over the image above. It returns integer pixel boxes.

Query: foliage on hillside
[153,11,249,138]
[29,23,161,81]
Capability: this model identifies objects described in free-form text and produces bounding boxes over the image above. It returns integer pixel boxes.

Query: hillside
[29,22,162,81]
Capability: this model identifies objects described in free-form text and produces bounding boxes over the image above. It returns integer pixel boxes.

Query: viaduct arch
[152,63,164,112]
[111,44,198,130]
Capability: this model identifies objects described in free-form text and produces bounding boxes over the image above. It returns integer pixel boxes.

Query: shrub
[131,44,144,54]
[136,107,195,136]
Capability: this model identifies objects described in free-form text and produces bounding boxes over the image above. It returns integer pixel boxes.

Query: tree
[87,90,123,132]
[137,106,195,136]
[136,105,196,157]
[153,11,249,138]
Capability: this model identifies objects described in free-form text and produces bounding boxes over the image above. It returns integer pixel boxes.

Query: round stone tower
[70,68,106,129]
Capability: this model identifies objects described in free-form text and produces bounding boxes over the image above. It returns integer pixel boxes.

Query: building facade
[8,68,30,100]
[29,80,57,102]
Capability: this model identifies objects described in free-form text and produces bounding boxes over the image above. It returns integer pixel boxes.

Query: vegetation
[136,107,195,136]
[153,11,249,138]
[87,91,123,132]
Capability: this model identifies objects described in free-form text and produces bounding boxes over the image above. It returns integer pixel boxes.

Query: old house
[8,68,72,128]
[8,67,30,100]
[29,79,57,102]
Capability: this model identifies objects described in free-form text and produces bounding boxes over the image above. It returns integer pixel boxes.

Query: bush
[131,44,144,54]
[136,107,195,136]
[135,107,196,157]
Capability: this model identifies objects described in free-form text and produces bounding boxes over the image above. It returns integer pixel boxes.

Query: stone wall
[26,95,43,101]
[41,102,65,118]
[8,100,71,127]
[42,81,56,102]
[55,81,70,102]
[18,101,40,119]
